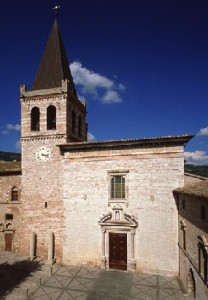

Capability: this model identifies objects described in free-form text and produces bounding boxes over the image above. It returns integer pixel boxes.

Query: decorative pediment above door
[98,211,138,228]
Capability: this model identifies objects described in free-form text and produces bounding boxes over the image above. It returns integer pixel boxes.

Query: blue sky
[0,0,208,165]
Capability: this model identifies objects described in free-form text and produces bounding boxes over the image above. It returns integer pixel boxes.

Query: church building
[0,17,193,276]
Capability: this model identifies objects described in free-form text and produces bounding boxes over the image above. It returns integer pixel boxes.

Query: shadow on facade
[0,260,41,298]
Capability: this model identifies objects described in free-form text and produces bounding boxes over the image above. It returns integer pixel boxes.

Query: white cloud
[185,151,208,165]
[70,61,113,94]
[7,124,21,131]
[102,90,122,104]
[118,83,126,91]
[2,123,21,135]
[70,61,125,104]
[2,130,8,135]
[87,132,96,141]
[197,127,208,136]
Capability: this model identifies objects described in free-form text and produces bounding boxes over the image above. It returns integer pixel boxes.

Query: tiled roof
[174,180,208,199]
[59,134,194,151]
[32,18,76,91]
[0,161,21,175]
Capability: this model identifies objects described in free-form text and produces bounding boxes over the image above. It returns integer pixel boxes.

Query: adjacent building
[174,180,208,299]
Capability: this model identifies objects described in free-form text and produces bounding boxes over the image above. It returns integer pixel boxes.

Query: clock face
[35,146,51,162]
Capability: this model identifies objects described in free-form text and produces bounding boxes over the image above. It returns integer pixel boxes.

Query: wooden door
[5,234,13,251]
[109,232,127,270]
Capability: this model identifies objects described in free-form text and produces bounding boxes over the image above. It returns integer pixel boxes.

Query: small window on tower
[31,107,40,131]
[11,187,18,201]
[47,105,56,130]
[5,214,13,220]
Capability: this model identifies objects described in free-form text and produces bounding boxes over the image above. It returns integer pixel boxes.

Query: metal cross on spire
[52,5,60,17]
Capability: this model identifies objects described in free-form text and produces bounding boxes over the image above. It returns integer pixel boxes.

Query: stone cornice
[59,134,194,152]
[21,134,66,142]
[20,94,66,102]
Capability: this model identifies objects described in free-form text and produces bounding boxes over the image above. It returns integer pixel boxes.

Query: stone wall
[20,137,65,261]
[63,144,184,275]
[20,92,68,261]
[0,173,21,252]
[178,194,208,299]
[19,86,86,262]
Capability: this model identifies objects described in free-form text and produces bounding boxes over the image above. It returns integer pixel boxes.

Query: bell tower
[20,17,87,143]
[19,16,87,260]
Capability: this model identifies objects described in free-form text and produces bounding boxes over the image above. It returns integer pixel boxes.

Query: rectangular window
[11,188,18,201]
[182,199,186,210]
[5,214,13,220]
[108,170,129,205]
[111,175,125,199]
[201,206,206,221]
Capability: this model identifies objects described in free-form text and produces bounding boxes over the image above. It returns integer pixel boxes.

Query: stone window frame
[107,170,129,206]
[198,235,208,285]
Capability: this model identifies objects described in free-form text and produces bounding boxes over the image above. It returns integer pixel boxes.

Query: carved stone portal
[99,211,138,272]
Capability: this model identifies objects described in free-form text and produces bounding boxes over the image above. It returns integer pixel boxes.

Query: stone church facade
[0,18,193,276]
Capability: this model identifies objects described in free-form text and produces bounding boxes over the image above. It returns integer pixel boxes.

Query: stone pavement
[0,251,193,300]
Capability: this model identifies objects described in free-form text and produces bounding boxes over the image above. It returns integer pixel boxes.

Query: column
[129,230,136,271]
[48,232,55,264]
[131,230,135,260]
[30,232,36,260]
[101,229,106,269]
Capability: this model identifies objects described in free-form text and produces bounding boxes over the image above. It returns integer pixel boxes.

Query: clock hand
[41,153,49,157]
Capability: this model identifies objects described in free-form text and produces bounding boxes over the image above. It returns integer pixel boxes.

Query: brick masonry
[0,173,21,252]
[18,79,87,261]
[20,137,65,261]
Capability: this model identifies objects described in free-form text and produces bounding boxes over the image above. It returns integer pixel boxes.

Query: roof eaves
[59,134,194,152]
[174,180,208,199]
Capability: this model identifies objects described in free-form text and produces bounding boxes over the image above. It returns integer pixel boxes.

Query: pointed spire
[32,18,75,91]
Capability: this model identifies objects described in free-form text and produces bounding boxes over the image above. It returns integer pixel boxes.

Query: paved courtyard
[0,251,193,300]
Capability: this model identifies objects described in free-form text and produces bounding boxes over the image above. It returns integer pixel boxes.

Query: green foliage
[185,164,208,178]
